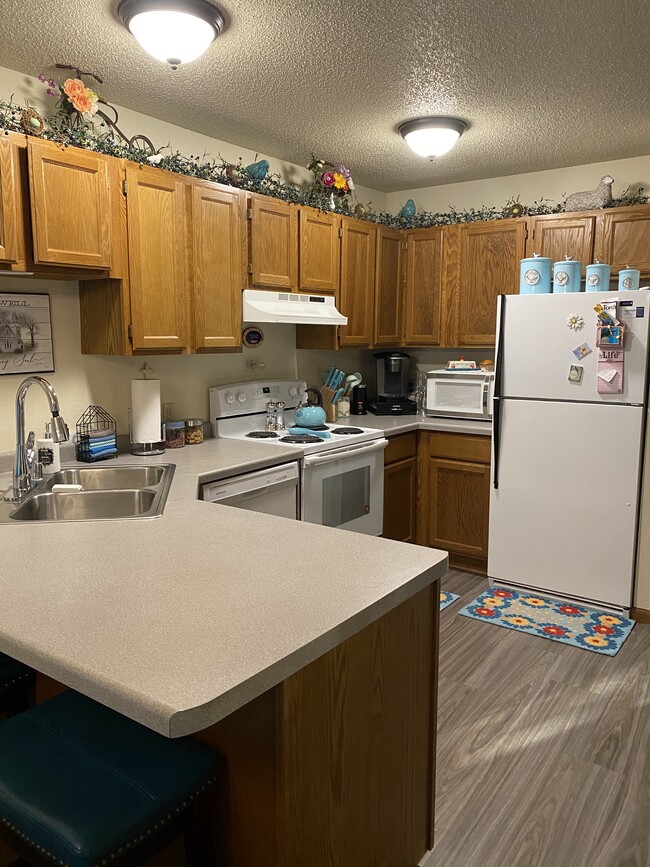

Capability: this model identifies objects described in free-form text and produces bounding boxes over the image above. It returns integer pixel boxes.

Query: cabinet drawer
[385,432,417,464]
[424,431,491,464]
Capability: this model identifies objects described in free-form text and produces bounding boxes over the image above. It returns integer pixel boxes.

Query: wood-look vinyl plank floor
[425,570,650,867]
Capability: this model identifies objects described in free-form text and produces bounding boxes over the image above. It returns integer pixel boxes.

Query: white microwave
[426,369,495,420]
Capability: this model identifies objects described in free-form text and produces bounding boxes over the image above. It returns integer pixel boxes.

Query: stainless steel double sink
[4,464,175,523]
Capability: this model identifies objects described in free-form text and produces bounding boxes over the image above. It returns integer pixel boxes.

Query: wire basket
[75,405,118,463]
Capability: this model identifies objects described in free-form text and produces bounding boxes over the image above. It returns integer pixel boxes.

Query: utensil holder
[320,387,338,423]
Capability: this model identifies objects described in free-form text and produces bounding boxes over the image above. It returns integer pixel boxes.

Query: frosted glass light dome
[118,0,225,69]
[398,118,467,159]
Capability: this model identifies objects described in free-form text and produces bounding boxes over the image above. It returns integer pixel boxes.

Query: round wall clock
[242,326,264,348]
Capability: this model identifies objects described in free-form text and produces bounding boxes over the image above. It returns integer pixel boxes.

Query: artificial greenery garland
[0,96,647,229]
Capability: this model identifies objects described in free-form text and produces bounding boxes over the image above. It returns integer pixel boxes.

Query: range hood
[243,290,347,326]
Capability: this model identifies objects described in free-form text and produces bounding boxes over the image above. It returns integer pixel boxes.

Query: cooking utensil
[332,387,345,404]
[294,387,327,428]
[343,373,362,396]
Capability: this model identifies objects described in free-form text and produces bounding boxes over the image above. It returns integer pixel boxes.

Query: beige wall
[386,154,650,215]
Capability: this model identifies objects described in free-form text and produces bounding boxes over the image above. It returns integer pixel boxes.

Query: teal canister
[520,253,552,294]
[618,265,641,291]
[585,259,611,292]
[553,254,582,293]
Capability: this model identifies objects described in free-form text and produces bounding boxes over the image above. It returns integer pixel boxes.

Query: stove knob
[237,392,247,404]
[225,392,236,405]
[289,386,299,398]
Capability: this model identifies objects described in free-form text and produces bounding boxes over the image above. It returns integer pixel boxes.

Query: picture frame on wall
[0,292,54,376]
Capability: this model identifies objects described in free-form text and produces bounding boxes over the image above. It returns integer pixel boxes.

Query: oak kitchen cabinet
[374,226,403,346]
[526,213,596,273]
[383,432,417,543]
[402,226,447,347]
[418,431,491,575]
[0,134,20,263]
[299,206,340,294]
[595,205,650,275]
[248,194,298,291]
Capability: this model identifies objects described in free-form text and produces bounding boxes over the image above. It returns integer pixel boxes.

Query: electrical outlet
[162,402,175,422]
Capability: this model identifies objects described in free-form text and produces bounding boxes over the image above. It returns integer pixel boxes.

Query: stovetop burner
[331,427,364,435]
[290,424,330,431]
[246,431,280,439]
[280,434,323,444]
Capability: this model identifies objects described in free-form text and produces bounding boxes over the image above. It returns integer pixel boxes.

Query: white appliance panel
[497,291,650,404]
[489,399,644,608]
[426,371,494,420]
[201,463,299,519]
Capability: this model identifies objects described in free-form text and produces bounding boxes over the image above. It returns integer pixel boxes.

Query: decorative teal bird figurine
[398,199,416,219]
[245,159,269,179]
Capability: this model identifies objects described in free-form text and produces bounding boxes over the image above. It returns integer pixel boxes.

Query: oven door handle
[303,438,388,467]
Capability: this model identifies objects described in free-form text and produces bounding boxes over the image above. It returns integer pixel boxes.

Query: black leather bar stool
[0,690,222,867]
[0,653,35,718]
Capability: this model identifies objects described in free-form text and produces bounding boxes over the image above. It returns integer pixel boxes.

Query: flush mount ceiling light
[398,117,467,159]
[117,0,225,69]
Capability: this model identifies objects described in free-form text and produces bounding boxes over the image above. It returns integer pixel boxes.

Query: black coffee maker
[369,352,417,415]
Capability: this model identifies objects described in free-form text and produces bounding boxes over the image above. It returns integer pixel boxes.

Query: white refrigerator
[488,290,650,610]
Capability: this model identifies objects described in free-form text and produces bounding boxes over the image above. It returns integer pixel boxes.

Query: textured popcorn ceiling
[0,0,648,192]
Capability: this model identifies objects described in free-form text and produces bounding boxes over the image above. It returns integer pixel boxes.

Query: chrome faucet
[5,376,69,503]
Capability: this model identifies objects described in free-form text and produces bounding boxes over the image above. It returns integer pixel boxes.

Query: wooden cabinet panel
[403,228,444,346]
[339,217,376,347]
[428,457,490,559]
[374,227,403,346]
[249,195,298,290]
[384,456,417,542]
[457,219,526,346]
[385,431,417,464]
[0,135,19,262]
[191,182,245,351]
[595,206,650,274]
[527,214,596,272]
[299,207,340,293]
[126,164,190,352]
[28,138,112,269]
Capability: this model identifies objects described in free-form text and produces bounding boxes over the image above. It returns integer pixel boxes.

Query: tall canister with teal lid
[553,254,582,293]
[585,259,611,292]
[520,253,552,294]
[618,264,641,291]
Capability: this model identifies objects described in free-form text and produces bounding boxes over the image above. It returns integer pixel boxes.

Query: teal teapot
[294,388,326,428]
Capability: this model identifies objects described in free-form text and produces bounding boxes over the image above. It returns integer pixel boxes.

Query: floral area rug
[459,587,634,655]
[440,591,460,611]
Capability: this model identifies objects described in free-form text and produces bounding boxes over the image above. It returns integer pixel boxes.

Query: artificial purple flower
[48,79,56,87]
[322,171,335,187]
[47,89,57,97]
[38,73,46,83]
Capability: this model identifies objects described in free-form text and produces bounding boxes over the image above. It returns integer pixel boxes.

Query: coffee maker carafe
[369,352,417,415]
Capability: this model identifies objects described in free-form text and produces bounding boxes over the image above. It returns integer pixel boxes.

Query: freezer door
[489,399,644,608]
[496,290,650,404]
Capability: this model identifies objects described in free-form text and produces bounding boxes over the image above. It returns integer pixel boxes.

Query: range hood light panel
[242,290,348,326]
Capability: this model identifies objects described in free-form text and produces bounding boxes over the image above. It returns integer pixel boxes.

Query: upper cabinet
[526,213,596,272]
[374,227,403,347]
[456,218,526,346]
[190,182,246,351]
[249,194,298,290]
[595,205,650,275]
[0,135,20,263]
[125,163,190,352]
[27,138,113,270]
[299,207,340,294]
[339,217,376,347]
[403,227,445,346]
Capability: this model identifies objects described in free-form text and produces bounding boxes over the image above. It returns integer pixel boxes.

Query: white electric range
[208,380,388,535]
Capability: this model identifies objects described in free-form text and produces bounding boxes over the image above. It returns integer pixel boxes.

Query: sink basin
[11,489,157,521]
[50,466,165,490]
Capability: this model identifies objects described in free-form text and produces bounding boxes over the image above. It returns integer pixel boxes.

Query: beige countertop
[0,438,447,738]
[337,412,492,437]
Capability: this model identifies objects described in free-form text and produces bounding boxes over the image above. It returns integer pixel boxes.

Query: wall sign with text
[0,293,54,376]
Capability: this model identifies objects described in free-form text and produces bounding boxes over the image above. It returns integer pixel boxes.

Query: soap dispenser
[37,422,61,475]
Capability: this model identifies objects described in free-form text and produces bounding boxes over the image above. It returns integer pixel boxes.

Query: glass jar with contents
[165,421,186,449]
[184,419,204,445]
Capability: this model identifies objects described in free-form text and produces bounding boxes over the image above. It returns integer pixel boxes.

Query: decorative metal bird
[245,159,270,179]
[398,198,416,219]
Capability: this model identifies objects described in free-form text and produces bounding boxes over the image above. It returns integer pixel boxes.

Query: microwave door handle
[303,438,388,467]
[482,381,489,414]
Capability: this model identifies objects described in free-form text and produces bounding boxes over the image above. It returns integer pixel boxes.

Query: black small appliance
[350,384,368,415]
[369,351,417,415]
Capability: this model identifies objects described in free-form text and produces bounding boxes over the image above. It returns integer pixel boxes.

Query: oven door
[426,373,492,419]
[301,438,388,535]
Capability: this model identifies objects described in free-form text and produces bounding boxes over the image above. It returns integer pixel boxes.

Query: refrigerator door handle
[492,294,506,489]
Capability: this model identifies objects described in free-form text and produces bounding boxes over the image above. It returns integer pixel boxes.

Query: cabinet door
[527,214,596,273]
[374,227,403,346]
[457,219,526,346]
[595,206,650,274]
[339,218,376,347]
[403,228,444,346]
[383,456,416,542]
[427,457,490,560]
[28,138,112,269]
[299,207,340,293]
[192,183,245,351]
[250,195,298,290]
[126,164,190,352]
[0,135,19,262]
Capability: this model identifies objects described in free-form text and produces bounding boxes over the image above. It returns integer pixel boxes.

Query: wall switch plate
[162,402,175,422]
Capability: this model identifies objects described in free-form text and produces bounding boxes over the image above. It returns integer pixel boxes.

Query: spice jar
[165,421,186,449]
[184,419,204,445]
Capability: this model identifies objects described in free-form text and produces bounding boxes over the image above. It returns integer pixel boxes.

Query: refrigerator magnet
[572,342,592,360]
[596,325,624,347]
[568,365,584,383]
[566,313,584,331]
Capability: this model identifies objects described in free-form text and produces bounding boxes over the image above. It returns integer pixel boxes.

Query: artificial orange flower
[63,78,85,99]
[71,94,92,114]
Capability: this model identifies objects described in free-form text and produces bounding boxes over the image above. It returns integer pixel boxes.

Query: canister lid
[166,421,186,429]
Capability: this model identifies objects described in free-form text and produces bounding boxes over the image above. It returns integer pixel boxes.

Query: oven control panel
[209,380,307,420]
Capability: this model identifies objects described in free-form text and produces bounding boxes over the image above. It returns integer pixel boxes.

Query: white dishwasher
[200,462,299,519]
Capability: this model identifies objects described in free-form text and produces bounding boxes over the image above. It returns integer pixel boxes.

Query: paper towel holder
[130,365,166,456]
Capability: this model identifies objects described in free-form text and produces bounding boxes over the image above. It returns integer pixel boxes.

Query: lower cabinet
[383,433,417,543]
[417,431,491,575]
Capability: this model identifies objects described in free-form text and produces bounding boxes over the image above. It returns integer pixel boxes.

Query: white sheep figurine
[565,176,614,212]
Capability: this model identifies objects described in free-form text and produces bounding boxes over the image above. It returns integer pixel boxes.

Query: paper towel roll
[131,379,162,444]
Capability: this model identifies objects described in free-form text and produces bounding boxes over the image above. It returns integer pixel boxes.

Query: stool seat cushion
[0,653,33,692]
[0,691,218,867]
